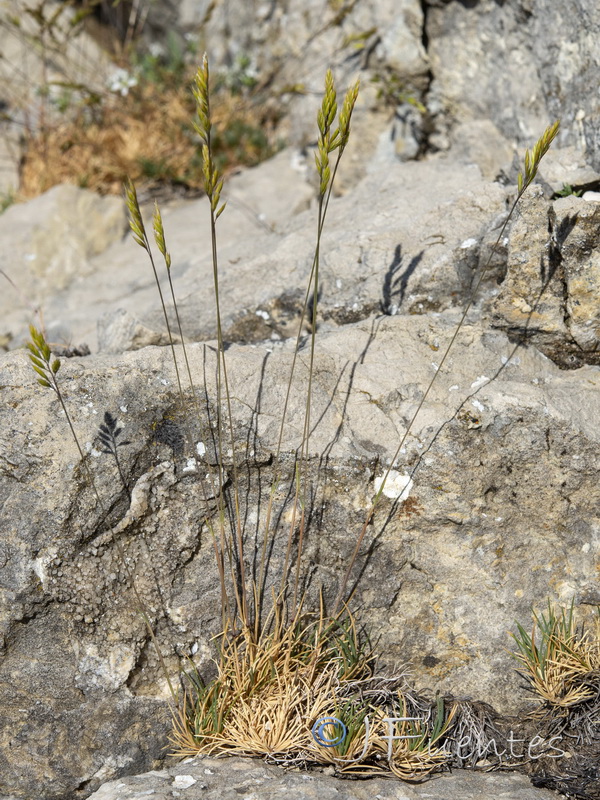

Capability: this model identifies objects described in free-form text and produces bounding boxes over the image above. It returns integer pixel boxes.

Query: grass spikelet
[28,325,82,459]
[337,79,360,153]
[124,179,184,401]
[152,202,172,270]
[192,54,211,145]
[517,120,560,195]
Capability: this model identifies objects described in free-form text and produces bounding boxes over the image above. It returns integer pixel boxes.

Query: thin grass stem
[26,325,178,703]
[332,121,560,616]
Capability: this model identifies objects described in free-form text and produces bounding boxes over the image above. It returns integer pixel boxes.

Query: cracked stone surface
[2,310,600,797]
[425,0,600,169]
[492,190,600,368]
[2,2,600,799]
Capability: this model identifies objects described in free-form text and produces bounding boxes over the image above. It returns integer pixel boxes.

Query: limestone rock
[425,0,600,168]
[0,185,127,344]
[1,147,509,354]
[2,310,600,797]
[447,120,515,182]
[98,308,183,353]
[86,757,558,800]
[491,190,600,368]
[538,145,600,194]
[2,5,600,799]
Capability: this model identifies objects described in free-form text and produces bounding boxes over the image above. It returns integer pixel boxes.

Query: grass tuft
[511,600,600,709]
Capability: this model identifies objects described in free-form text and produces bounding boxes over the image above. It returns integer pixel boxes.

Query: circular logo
[311,716,347,747]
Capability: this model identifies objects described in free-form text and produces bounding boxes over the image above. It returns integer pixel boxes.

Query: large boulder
[85,756,558,800]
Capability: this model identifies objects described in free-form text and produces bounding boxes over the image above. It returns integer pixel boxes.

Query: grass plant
[25,47,566,783]
[512,601,600,709]
[121,56,558,776]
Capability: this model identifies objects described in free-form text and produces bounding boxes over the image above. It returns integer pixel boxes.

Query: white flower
[106,68,138,97]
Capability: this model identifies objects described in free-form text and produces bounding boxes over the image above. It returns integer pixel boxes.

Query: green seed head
[124,178,147,250]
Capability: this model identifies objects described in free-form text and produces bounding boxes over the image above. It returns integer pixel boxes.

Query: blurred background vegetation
[0,0,285,203]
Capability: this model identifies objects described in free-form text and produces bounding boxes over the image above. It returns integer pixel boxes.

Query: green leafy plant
[555,183,583,198]
[371,69,426,113]
[0,188,16,214]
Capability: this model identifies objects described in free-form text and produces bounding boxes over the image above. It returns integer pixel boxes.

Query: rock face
[425,0,600,166]
[146,0,429,143]
[1,147,508,353]
[2,3,600,800]
[2,291,600,797]
[85,756,558,800]
[492,191,600,368]
[139,0,600,168]
[0,185,128,347]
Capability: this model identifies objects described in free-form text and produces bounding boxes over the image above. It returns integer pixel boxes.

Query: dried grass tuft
[512,601,600,709]
[171,603,455,780]
[170,605,372,759]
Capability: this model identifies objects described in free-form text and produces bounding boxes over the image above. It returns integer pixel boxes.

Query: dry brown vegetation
[17,79,279,200]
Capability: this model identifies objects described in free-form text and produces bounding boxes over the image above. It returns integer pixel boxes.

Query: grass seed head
[125,178,148,250]
[517,120,560,194]
[27,325,59,392]
[338,80,360,152]
[152,202,171,269]
[193,54,211,144]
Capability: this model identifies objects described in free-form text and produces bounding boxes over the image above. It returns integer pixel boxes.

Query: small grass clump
[172,608,456,780]
[172,609,369,759]
[512,601,600,711]
[511,601,600,797]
